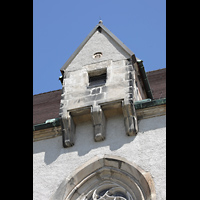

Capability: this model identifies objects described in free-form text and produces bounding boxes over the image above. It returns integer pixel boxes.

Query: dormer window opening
[88,69,107,87]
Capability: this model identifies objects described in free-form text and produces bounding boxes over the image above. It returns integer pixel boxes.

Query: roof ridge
[33,89,62,96]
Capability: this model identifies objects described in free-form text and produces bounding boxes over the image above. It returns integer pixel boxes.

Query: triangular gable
[60,21,153,99]
[60,21,135,74]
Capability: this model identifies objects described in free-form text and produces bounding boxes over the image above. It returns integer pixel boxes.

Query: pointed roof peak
[60,22,135,73]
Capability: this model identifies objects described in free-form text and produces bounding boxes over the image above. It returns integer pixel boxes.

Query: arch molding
[51,155,156,200]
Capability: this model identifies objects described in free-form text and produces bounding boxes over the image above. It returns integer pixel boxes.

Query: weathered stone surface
[59,57,142,146]
[65,30,130,72]
[122,99,138,136]
[91,105,106,142]
[61,112,75,147]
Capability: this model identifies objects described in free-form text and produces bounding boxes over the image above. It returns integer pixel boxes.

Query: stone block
[91,87,101,95]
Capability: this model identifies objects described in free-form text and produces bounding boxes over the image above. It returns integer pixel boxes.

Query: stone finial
[99,20,103,24]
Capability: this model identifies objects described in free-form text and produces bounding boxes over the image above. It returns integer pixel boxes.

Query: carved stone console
[61,105,106,148]
[122,99,138,136]
[61,112,75,148]
[61,98,138,148]
[91,105,106,142]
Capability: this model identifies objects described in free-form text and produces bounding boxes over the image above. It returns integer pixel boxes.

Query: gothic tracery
[83,181,134,200]
[51,155,156,200]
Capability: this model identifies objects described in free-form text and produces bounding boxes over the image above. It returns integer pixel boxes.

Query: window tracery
[83,181,133,200]
[51,155,156,200]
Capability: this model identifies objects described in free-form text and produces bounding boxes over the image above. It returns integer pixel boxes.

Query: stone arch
[51,155,156,200]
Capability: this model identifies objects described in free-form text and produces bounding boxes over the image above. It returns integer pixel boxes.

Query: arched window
[51,155,156,200]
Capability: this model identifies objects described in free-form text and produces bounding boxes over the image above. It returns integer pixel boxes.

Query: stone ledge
[33,126,62,142]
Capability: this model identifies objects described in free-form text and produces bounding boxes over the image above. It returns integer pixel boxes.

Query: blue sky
[33,0,166,95]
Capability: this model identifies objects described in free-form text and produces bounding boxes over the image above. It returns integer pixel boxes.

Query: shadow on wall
[33,115,166,165]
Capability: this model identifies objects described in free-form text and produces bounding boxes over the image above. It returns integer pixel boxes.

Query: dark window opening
[97,26,102,33]
[89,72,106,87]
[93,52,102,59]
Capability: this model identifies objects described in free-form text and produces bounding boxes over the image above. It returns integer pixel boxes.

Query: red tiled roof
[146,68,166,100]
[33,68,166,125]
[33,89,62,125]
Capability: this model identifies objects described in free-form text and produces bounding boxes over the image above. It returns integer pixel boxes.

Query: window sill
[87,83,105,89]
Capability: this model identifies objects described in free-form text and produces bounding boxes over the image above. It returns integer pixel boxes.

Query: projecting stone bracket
[61,99,137,147]
[61,112,75,148]
[122,99,138,136]
[61,105,106,147]
[91,105,106,142]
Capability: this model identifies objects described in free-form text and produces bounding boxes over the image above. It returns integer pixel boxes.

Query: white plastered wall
[33,115,166,200]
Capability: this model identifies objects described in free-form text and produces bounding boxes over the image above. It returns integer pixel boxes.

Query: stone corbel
[61,112,75,148]
[91,105,106,142]
[122,99,138,136]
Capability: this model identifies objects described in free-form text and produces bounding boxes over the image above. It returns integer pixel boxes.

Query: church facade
[33,21,166,200]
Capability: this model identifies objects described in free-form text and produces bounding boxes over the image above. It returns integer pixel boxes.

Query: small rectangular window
[88,69,107,87]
